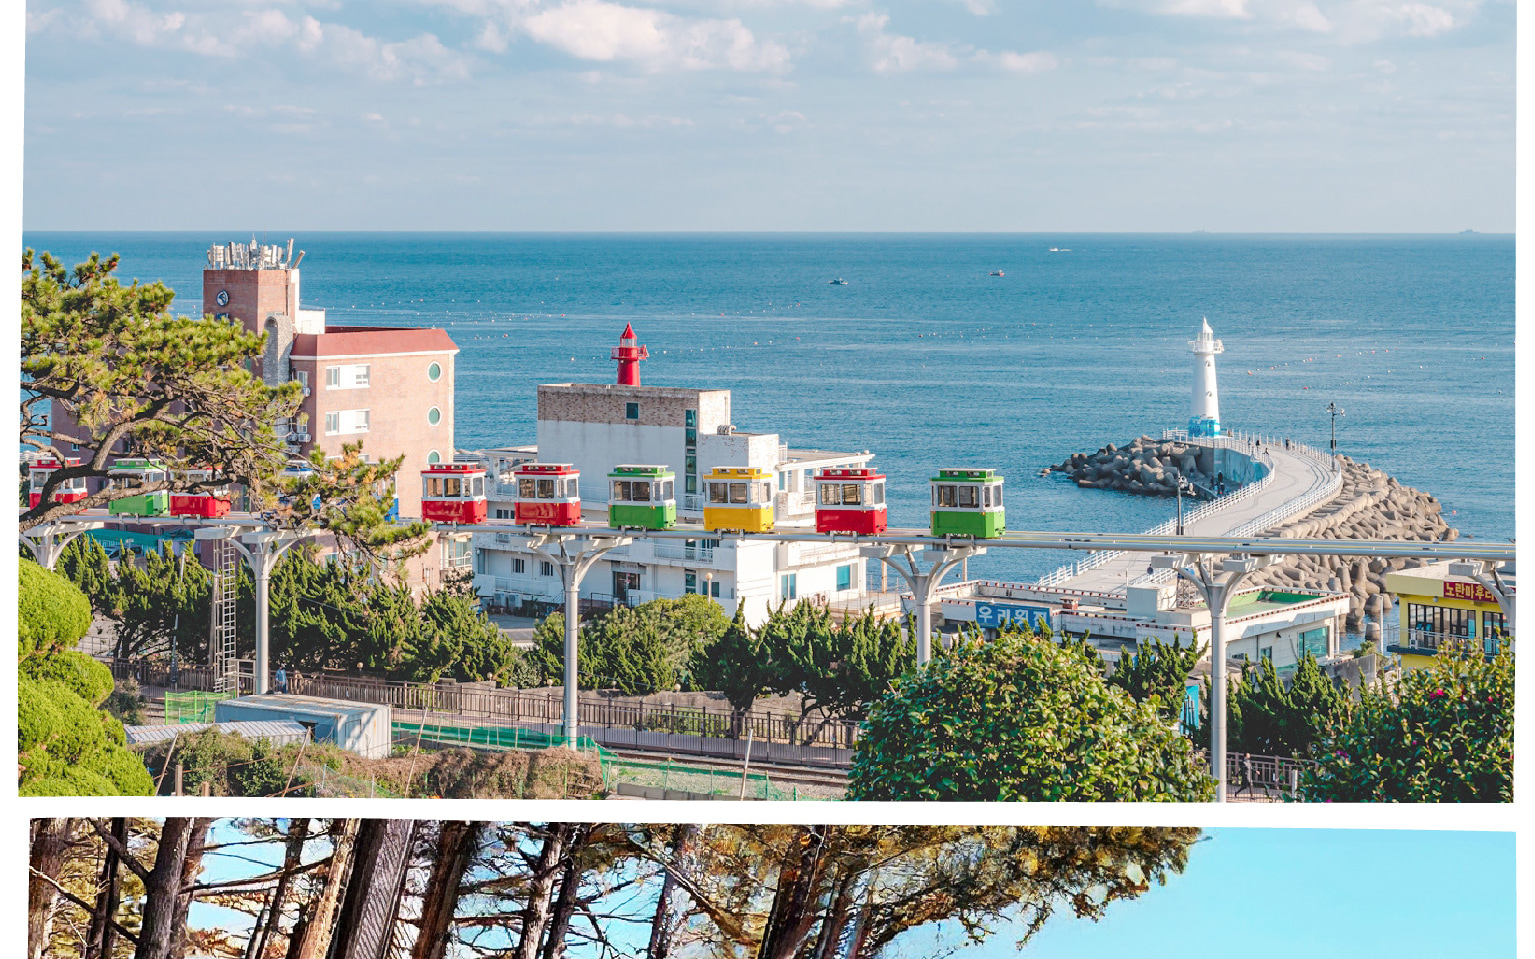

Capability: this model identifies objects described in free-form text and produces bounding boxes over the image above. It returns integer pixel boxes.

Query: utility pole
[1326,402,1344,471]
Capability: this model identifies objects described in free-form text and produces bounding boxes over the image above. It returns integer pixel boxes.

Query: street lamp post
[1326,402,1344,470]
[1175,477,1195,536]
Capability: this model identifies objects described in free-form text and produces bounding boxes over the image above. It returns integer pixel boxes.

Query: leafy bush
[1299,642,1512,802]
[21,649,115,706]
[847,627,1215,802]
[18,558,92,659]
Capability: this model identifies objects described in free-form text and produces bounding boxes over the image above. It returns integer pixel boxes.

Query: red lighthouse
[612,323,649,386]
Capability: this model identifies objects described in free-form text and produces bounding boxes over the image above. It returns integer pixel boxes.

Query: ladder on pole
[209,537,240,694]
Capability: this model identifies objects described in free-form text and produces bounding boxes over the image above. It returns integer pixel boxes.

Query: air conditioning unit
[291,431,310,442]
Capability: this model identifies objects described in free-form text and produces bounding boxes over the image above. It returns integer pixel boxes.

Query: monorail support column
[524,532,633,746]
[862,543,986,665]
[1151,552,1277,802]
[1449,560,1517,642]
[228,530,307,696]
[19,521,98,570]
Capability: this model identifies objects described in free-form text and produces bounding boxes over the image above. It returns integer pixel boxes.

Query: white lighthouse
[1189,317,1223,438]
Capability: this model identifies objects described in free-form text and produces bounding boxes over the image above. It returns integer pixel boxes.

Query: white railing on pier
[1037,428,1336,589]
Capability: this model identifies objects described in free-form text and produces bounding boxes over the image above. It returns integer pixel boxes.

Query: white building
[467,328,881,626]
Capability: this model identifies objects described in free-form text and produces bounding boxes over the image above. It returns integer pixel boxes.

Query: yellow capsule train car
[702,467,775,533]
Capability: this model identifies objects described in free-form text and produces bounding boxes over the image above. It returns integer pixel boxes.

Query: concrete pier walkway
[1050,433,1340,594]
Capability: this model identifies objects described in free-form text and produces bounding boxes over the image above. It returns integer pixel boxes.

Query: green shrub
[18,558,92,659]
[21,649,115,706]
[18,674,152,796]
[848,628,1215,802]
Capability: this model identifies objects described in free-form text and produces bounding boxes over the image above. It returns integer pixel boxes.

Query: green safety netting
[164,690,236,724]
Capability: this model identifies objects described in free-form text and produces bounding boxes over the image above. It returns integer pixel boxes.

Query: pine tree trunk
[292,820,360,959]
[251,818,310,959]
[86,818,129,959]
[809,875,854,959]
[538,824,592,959]
[134,818,197,959]
[510,824,573,959]
[756,826,828,959]
[29,818,76,959]
[644,823,700,959]
[328,819,416,959]
[410,822,483,959]
[168,818,214,959]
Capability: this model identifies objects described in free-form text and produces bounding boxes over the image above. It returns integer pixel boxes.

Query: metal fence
[289,673,863,751]
[1220,751,1316,802]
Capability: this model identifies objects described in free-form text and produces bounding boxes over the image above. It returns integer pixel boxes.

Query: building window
[428,361,442,382]
[325,410,369,435]
[474,550,487,575]
[836,564,853,591]
[541,561,555,577]
[326,364,370,389]
[685,409,697,427]
[1298,626,1328,659]
[427,450,441,464]
[780,573,797,601]
[428,407,442,426]
[324,412,340,434]
[1259,647,1273,662]
[512,558,526,575]
[494,508,512,520]
[442,538,472,569]
[625,402,639,421]
[711,581,721,598]
[684,571,698,594]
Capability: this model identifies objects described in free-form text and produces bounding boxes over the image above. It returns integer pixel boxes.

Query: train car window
[729,482,747,504]
[537,478,555,499]
[761,482,773,503]
[842,483,861,506]
[613,481,629,502]
[981,486,991,508]
[957,485,978,508]
[424,476,440,498]
[632,481,651,502]
[519,478,535,498]
[473,477,484,497]
[936,485,956,508]
[818,484,837,506]
[994,485,1003,507]
[661,480,673,500]
[872,482,884,505]
[708,483,727,504]
[445,477,461,497]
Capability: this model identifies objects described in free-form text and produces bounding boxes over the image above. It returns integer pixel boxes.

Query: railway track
[602,746,850,791]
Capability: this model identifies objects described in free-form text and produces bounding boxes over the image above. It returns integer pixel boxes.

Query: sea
[23,232,1515,585]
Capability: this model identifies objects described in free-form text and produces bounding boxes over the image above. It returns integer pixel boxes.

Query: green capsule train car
[930,468,1005,538]
[108,458,171,517]
[608,465,677,530]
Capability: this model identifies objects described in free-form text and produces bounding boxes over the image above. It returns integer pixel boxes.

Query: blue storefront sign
[974,602,1054,633]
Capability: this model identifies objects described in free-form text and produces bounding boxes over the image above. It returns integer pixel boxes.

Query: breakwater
[1044,435,1265,497]
[1225,457,1458,635]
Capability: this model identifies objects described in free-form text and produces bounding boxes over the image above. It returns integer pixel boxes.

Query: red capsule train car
[421,463,488,524]
[513,463,582,526]
[169,469,233,518]
[27,457,88,509]
[813,467,888,536]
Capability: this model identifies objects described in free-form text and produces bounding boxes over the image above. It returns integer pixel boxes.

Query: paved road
[1060,441,1338,593]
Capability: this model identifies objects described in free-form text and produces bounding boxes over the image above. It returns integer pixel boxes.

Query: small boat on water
[989,270,1004,277]
[1048,247,1072,253]
[829,277,847,285]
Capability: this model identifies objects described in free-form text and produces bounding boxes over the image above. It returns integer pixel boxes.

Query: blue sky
[955,827,1516,959]
[20,0,1513,232]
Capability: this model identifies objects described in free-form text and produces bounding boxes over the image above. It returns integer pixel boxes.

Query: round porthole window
[427,450,441,464]
[428,361,442,382]
[427,406,442,426]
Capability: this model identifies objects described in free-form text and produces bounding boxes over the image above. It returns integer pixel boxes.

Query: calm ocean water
[25,232,1514,583]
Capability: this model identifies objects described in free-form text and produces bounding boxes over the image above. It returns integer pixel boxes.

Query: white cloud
[1275,49,1332,70]
[853,13,960,73]
[997,50,1058,73]
[518,0,789,71]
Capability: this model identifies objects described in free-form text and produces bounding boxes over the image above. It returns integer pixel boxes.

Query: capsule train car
[27,457,88,508]
[813,467,887,535]
[930,468,1005,538]
[421,463,488,524]
[702,466,775,533]
[169,469,232,518]
[514,463,582,526]
[108,458,171,517]
[608,465,676,530]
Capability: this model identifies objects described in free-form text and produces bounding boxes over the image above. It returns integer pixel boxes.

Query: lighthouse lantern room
[612,323,650,386]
